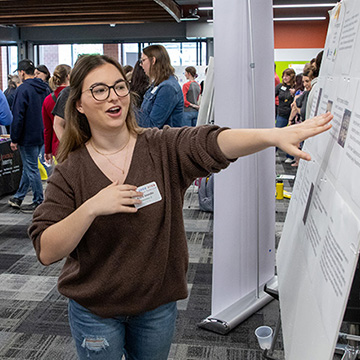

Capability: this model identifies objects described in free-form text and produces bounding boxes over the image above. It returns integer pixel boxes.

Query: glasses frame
[84,79,130,101]
[139,57,149,65]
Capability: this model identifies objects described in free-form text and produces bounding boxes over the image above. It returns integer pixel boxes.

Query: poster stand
[199,0,275,336]
[199,277,276,335]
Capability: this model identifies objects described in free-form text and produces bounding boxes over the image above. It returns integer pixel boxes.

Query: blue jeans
[68,299,177,360]
[183,111,198,127]
[14,145,43,204]
[275,115,289,128]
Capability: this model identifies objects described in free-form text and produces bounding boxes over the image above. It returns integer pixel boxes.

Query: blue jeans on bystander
[275,115,288,128]
[14,145,43,204]
[68,299,177,360]
[183,111,198,127]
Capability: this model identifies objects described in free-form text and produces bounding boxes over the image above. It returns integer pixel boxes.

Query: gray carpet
[0,151,301,359]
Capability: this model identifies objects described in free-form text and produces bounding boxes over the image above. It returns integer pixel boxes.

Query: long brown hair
[143,44,175,86]
[282,68,296,87]
[56,54,142,163]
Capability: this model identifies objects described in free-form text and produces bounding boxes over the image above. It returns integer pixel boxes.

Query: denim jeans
[14,145,43,204]
[275,115,288,128]
[68,299,177,360]
[183,111,198,127]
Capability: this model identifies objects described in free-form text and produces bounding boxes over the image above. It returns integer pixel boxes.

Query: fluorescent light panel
[274,16,327,21]
[198,7,213,11]
[273,3,337,8]
[180,17,200,21]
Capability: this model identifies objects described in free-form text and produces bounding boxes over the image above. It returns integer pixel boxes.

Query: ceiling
[0,0,183,27]
[0,0,338,28]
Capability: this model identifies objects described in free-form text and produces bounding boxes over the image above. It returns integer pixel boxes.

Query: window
[1,46,18,90]
[121,43,139,67]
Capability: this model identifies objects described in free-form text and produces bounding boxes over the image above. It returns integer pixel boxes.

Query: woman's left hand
[277,112,333,160]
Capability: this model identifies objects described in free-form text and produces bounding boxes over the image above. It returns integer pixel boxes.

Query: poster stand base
[198,277,277,335]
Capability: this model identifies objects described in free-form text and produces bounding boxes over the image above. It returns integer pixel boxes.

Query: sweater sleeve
[150,125,235,187]
[28,162,76,264]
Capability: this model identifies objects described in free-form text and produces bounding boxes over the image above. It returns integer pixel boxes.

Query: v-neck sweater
[29,125,232,318]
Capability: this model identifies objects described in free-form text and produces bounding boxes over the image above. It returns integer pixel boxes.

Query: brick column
[103,44,119,62]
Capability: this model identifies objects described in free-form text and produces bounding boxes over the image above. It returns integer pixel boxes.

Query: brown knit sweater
[29,125,232,318]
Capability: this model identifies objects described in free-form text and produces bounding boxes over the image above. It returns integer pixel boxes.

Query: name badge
[134,181,162,209]
[281,86,287,91]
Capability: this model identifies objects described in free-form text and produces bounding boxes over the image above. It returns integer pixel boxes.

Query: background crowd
[1,46,324,214]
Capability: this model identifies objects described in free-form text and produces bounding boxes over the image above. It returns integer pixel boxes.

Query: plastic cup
[255,325,273,350]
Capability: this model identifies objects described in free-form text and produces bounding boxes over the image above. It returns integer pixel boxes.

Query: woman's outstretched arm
[217,112,332,160]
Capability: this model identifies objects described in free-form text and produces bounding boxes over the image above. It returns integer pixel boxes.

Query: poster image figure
[303,183,315,225]
[326,100,333,113]
[314,88,323,117]
[338,108,351,148]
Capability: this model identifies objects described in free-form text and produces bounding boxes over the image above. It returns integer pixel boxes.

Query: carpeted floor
[0,151,300,360]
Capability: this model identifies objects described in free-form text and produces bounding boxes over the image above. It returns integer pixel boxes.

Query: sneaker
[8,197,22,209]
[20,202,41,214]
[284,158,295,164]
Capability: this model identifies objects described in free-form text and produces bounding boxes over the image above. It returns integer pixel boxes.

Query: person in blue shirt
[137,45,184,128]
[0,89,13,127]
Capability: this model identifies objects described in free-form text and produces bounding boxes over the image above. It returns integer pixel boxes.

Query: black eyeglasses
[139,57,149,65]
[84,80,130,101]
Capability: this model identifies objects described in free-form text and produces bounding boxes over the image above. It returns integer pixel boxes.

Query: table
[0,139,22,196]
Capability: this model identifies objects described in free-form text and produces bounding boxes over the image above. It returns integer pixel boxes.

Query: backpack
[198,174,214,212]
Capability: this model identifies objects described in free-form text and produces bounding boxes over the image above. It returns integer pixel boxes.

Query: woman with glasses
[138,44,184,128]
[29,54,332,360]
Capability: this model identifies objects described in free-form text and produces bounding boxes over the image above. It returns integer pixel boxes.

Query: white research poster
[277,1,360,359]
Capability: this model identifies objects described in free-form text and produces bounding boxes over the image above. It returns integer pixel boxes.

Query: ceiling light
[273,3,337,8]
[199,7,213,11]
[207,19,214,23]
[180,17,200,21]
[274,16,327,21]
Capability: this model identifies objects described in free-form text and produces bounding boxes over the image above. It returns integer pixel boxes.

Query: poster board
[277,1,360,359]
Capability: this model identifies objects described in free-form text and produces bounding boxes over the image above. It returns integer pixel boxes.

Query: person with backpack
[42,64,71,161]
